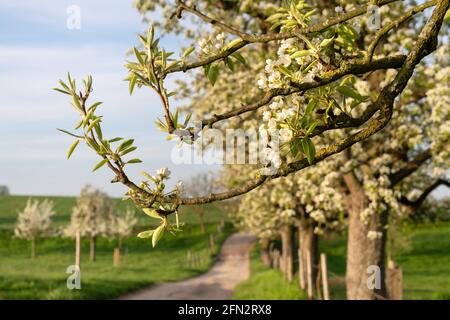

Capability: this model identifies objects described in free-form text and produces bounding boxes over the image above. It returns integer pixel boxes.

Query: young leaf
[143,208,163,220]
[137,230,154,239]
[127,158,143,164]
[183,46,195,58]
[53,88,71,95]
[86,118,101,133]
[290,50,310,59]
[57,128,84,139]
[133,47,145,66]
[67,140,80,159]
[128,73,137,95]
[119,146,137,156]
[116,139,134,153]
[152,225,165,247]
[92,158,108,172]
[301,138,315,164]
[109,137,123,143]
[208,64,220,86]
[337,86,367,101]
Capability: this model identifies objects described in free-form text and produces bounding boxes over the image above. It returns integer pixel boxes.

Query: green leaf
[57,128,83,139]
[208,64,220,86]
[86,118,101,133]
[183,46,195,58]
[109,137,123,143]
[133,47,145,66]
[306,120,320,136]
[67,140,80,159]
[337,86,367,101]
[277,65,293,78]
[223,38,244,50]
[92,158,108,172]
[152,225,165,247]
[301,138,315,165]
[183,113,192,127]
[127,158,142,164]
[137,230,154,239]
[290,139,301,157]
[305,99,318,115]
[128,73,137,95]
[231,52,247,66]
[119,146,137,156]
[116,139,134,153]
[290,50,310,59]
[53,87,71,95]
[88,101,103,112]
[143,208,163,220]
[320,37,334,48]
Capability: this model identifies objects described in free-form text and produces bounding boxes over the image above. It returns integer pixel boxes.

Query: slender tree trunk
[346,192,388,300]
[198,211,206,234]
[90,236,96,262]
[31,237,36,260]
[281,224,294,282]
[260,238,271,267]
[298,219,319,296]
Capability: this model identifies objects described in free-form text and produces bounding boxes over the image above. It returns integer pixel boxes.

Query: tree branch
[400,179,450,208]
[164,0,400,75]
[389,149,432,186]
[201,55,406,130]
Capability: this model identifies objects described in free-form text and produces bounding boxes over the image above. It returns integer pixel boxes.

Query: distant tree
[110,207,138,249]
[109,207,138,265]
[0,185,10,195]
[65,186,114,261]
[14,199,55,259]
[184,172,221,233]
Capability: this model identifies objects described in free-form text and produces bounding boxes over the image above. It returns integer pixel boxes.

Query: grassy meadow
[0,194,230,299]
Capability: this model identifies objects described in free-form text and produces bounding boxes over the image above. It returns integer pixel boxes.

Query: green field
[233,223,450,300]
[0,195,230,299]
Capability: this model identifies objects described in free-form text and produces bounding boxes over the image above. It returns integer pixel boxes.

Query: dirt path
[119,233,257,300]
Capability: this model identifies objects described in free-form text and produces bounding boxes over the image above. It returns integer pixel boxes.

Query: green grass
[0,194,231,299]
[232,245,307,300]
[233,223,450,300]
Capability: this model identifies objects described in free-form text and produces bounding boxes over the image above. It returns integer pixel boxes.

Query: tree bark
[90,236,96,262]
[31,237,36,260]
[260,238,271,267]
[281,224,294,282]
[298,219,319,296]
[346,190,388,300]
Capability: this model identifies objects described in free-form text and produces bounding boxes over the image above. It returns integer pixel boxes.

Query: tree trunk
[31,237,36,260]
[90,236,96,262]
[113,247,121,267]
[198,211,206,234]
[281,224,294,282]
[298,219,319,296]
[346,192,388,299]
[260,238,271,267]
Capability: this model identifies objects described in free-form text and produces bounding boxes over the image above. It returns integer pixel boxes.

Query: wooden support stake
[299,249,305,290]
[320,253,330,300]
[75,230,81,268]
[113,247,120,267]
[387,260,403,300]
[306,251,313,300]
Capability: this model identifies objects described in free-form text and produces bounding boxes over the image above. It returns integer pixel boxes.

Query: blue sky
[0,0,217,197]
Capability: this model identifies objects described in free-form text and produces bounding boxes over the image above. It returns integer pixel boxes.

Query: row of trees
[14,186,137,260]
